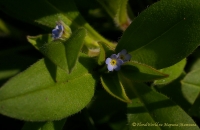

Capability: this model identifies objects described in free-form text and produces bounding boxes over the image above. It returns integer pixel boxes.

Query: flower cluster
[52,22,64,39]
[105,49,131,71]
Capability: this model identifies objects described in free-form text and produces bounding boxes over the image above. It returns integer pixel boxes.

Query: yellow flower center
[110,59,117,66]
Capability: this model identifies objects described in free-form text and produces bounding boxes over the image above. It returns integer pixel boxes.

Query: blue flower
[105,54,123,71]
[117,49,131,62]
[52,23,64,39]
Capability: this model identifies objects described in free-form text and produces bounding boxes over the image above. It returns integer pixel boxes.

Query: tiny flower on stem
[117,49,131,62]
[105,54,123,71]
[52,23,64,39]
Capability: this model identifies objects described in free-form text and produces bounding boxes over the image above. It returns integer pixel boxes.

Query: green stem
[84,23,116,49]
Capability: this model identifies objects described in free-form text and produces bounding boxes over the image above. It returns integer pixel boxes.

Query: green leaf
[0,0,114,48]
[96,41,116,65]
[116,0,200,69]
[115,0,132,30]
[119,62,167,82]
[97,43,106,65]
[153,73,193,112]
[88,89,126,124]
[28,28,86,73]
[186,48,200,72]
[100,41,115,56]
[100,72,131,103]
[189,93,200,118]
[154,59,186,85]
[0,54,96,121]
[181,69,200,104]
[119,75,199,130]
[188,58,200,72]
[27,34,52,50]
[22,118,66,130]
[97,0,132,30]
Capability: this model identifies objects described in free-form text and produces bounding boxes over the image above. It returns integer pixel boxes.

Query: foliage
[0,0,200,129]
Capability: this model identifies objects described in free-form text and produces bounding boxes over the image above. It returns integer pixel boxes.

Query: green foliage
[120,62,168,82]
[97,43,106,65]
[97,0,131,30]
[0,54,96,121]
[28,28,86,73]
[181,69,200,104]
[0,0,113,48]
[125,82,199,130]
[0,0,200,129]
[116,0,200,69]
[101,72,131,103]
[190,93,200,118]
[154,59,186,85]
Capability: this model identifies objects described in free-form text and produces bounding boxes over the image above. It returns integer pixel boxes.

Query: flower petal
[114,65,121,71]
[110,54,117,59]
[107,64,114,71]
[58,31,63,38]
[116,53,120,58]
[52,23,64,39]
[125,54,131,61]
[52,28,58,34]
[52,29,60,39]
[105,58,111,64]
[120,49,127,55]
[58,25,64,31]
[117,59,124,66]
[55,25,59,29]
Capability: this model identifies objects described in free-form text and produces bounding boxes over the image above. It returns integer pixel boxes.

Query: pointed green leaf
[97,0,132,30]
[119,75,199,130]
[116,0,200,69]
[0,54,96,121]
[154,59,186,85]
[119,62,168,82]
[0,0,113,48]
[28,28,86,73]
[100,72,131,103]
[181,69,200,104]
[22,118,66,130]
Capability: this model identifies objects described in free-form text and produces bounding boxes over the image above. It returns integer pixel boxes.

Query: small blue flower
[117,49,131,62]
[52,23,64,39]
[105,54,123,71]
